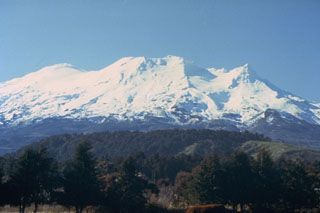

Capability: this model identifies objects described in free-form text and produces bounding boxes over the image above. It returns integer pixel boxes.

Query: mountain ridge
[1,55,319,127]
[0,55,320,154]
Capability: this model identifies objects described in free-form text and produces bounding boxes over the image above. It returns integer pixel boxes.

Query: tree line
[1,141,320,212]
[173,150,320,212]
[18,129,270,161]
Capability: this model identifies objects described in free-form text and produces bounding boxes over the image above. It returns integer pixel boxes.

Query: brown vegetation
[186,204,225,213]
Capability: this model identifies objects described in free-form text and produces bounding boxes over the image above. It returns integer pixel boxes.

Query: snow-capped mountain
[1,55,319,127]
[1,55,320,153]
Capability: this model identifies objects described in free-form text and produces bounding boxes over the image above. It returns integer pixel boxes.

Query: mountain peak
[1,56,320,155]
[103,55,185,74]
[113,55,184,64]
[1,56,320,129]
[25,63,79,77]
[163,55,185,61]
[229,63,259,83]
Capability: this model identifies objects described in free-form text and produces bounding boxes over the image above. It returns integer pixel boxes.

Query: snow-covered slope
[1,55,320,128]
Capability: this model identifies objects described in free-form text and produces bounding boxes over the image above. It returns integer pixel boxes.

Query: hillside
[9,129,320,163]
[241,140,320,162]
[8,129,269,162]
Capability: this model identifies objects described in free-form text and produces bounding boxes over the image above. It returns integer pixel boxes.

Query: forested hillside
[10,129,270,161]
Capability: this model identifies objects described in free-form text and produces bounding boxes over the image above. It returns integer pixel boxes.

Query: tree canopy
[7,146,58,213]
[60,141,103,213]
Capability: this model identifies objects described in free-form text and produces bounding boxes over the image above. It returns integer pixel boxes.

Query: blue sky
[1,0,319,102]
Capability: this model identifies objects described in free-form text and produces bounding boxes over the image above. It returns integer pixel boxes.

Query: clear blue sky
[1,0,319,102]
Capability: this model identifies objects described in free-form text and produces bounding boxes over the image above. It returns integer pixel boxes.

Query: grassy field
[241,140,320,161]
[0,205,73,213]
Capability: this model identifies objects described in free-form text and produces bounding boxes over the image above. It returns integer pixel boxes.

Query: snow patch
[1,56,319,127]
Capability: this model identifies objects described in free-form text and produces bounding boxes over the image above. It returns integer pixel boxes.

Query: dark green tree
[105,156,158,212]
[0,160,5,206]
[60,141,103,213]
[8,146,58,213]
[191,151,224,204]
[0,156,15,207]
[252,149,281,212]
[222,151,255,212]
[312,160,320,207]
[279,159,318,211]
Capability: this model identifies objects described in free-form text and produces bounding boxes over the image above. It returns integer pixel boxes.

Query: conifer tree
[252,149,281,212]
[222,151,255,212]
[0,162,5,206]
[60,141,103,213]
[191,151,224,204]
[105,156,158,212]
[8,146,58,213]
[280,159,318,211]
